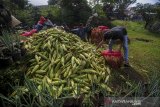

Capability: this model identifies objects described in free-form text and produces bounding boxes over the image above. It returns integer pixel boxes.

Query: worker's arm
[96,40,105,50]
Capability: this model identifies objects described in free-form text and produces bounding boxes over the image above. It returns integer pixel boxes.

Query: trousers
[108,35,128,62]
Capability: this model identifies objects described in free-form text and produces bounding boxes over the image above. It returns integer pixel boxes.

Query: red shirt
[38,16,46,25]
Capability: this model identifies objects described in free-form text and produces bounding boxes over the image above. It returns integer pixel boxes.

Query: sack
[21,31,32,37]
[90,27,103,45]
[20,29,37,37]
[30,29,37,33]
[11,15,21,27]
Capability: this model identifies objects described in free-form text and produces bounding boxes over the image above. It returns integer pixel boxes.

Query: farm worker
[35,16,47,32]
[35,16,56,32]
[62,23,70,32]
[70,13,99,41]
[44,17,56,28]
[71,23,88,41]
[96,26,130,67]
[85,13,99,41]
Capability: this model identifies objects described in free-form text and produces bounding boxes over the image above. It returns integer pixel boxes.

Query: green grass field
[112,20,160,73]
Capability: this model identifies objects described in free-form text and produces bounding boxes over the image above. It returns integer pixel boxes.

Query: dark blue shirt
[104,26,127,41]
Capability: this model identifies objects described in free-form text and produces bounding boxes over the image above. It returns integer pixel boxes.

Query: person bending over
[96,26,130,67]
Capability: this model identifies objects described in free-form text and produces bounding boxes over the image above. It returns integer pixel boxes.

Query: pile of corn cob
[23,28,112,98]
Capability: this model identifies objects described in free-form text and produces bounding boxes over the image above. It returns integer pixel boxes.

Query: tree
[154,1,160,20]
[60,0,92,26]
[10,0,28,9]
[30,7,41,24]
[88,0,101,7]
[48,0,92,26]
[0,0,29,15]
[134,3,158,28]
[102,0,136,20]
[102,3,114,20]
[40,5,63,24]
[48,0,60,5]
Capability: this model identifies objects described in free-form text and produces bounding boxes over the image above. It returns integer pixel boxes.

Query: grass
[112,20,160,73]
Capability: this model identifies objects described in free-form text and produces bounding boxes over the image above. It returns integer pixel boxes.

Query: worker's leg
[35,24,43,32]
[85,26,91,42]
[123,35,129,63]
[88,29,92,42]
[82,27,89,42]
[79,28,85,41]
[82,33,87,42]
[108,39,114,51]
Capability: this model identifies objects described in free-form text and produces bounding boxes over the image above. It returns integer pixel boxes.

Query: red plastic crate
[101,50,123,68]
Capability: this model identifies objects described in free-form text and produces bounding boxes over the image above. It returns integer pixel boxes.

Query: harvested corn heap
[23,28,112,99]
